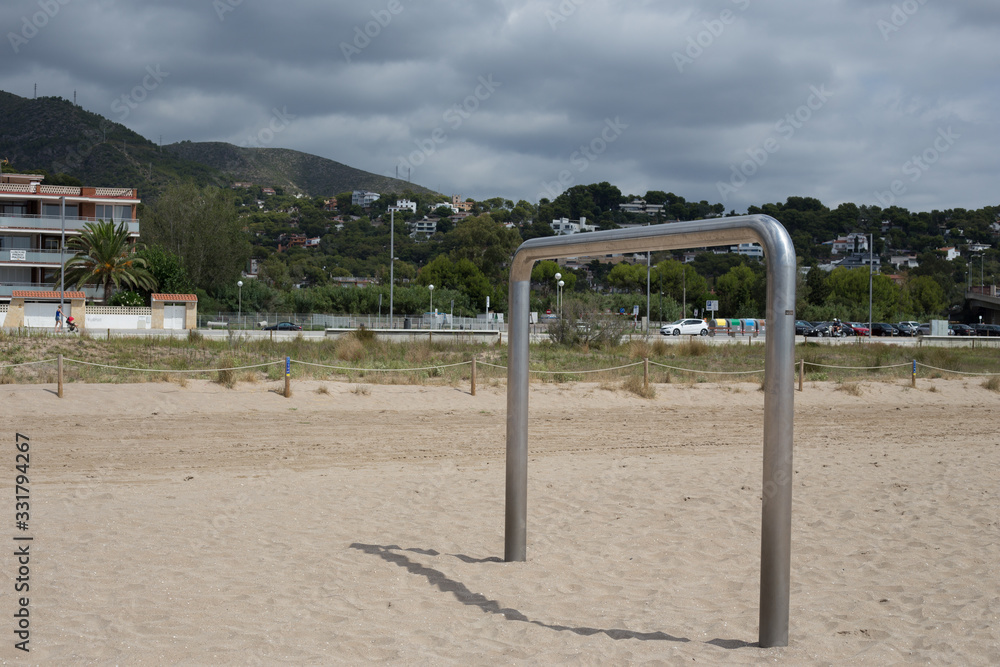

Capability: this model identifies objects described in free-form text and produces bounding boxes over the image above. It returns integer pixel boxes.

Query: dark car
[263,322,303,331]
[795,320,814,335]
[871,323,898,337]
[895,323,917,337]
[804,322,848,337]
[949,323,975,336]
[974,323,1000,336]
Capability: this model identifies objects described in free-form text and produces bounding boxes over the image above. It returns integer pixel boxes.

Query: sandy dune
[0,377,997,664]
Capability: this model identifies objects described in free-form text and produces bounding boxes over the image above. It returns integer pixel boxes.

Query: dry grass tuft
[650,339,668,357]
[676,339,710,357]
[351,384,371,396]
[836,381,863,396]
[622,374,656,398]
[316,384,330,395]
[335,337,365,362]
[215,358,237,389]
[598,381,617,392]
[981,376,1000,393]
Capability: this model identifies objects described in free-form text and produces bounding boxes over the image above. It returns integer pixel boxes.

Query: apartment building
[0,172,139,302]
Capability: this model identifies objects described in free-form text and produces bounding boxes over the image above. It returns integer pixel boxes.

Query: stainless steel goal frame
[504,214,795,647]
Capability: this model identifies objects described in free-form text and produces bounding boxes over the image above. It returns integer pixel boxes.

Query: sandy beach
[0,376,997,664]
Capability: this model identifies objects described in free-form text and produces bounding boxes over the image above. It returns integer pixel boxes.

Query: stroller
[66,316,79,333]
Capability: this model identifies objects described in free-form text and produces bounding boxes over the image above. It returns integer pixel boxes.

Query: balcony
[0,213,139,235]
[0,248,66,266]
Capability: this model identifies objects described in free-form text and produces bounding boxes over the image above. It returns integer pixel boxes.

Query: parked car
[804,322,847,337]
[895,322,917,337]
[871,322,898,337]
[949,323,975,336]
[262,322,303,331]
[899,320,920,331]
[795,320,814,335]
[660,318,709,336]
[974,323,1000,336]
[916,323,931,336]
[847,322,871,336]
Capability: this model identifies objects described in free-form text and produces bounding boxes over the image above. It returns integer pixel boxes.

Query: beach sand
[0,377,997,664]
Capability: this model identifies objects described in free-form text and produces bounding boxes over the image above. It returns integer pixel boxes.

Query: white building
[619,199,665,215]
[409,218,437,236]
[0,172,139,302]
[351,190,380,207]
[389,199,417,213]
[730,243,764,259]
[830,233,870,255]
[550,216,596,235]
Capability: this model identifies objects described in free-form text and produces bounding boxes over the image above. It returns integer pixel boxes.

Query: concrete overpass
[966,285,1000,324]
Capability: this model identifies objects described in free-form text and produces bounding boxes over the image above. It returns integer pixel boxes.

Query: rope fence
[3,354,1000,398]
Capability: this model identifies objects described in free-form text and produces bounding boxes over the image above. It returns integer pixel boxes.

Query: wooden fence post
[471,357,477,396]
[643,357,649,390]
[798,358,804,392]
[57,354,63,398]
[911,359,916,389]
[284,356,291,398]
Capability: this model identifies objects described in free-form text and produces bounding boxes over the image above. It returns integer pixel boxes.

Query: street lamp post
[237,280,243,329]
[646,251,651,334]
[558,280,565,319]
[554,272,561,318]
[428,284,434,316]
[389,209,395,327]
[868,234,873,339]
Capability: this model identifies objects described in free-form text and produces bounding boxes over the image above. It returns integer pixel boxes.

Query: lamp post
[558,280,565,319]
[389,209,395,327]
[868,234,873,339]
[554,272,561,318]
[237,280,243,329]
[646,251,651,334]
[428,284,434,315]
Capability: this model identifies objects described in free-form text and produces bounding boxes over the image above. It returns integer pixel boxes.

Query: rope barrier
[290,359,472,372]
[64,359,284,373]
[802,361,910,370]
[915,361,1000,377]
[0,358,59,369]
[3,355,999,380]
[472,361,646,375]
[649,360,765,375]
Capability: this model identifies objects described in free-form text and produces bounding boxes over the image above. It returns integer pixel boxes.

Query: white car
[660,318,709,336]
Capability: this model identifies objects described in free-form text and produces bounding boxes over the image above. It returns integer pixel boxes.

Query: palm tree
[60,220,157,303]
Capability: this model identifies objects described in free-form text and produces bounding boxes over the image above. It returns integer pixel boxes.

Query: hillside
[0,90,432,200]
[164,142,435,198]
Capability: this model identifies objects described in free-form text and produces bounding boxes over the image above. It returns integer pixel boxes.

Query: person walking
[55,305,64,332]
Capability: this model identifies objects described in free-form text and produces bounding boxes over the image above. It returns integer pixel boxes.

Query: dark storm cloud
[2,0,997,211]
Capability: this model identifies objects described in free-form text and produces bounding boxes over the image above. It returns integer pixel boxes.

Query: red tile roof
[11,291,86,299]
[151,293,198,302]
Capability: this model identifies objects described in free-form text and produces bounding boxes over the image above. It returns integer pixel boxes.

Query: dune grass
[1,329,999,388]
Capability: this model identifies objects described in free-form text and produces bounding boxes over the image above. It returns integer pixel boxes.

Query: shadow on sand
[350,542,764,646]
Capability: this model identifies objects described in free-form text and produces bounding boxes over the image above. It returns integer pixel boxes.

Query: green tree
[143,183,251,293]
[61,220,157,303]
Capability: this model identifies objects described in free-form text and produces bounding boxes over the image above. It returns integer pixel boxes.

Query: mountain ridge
[0,90,433,200]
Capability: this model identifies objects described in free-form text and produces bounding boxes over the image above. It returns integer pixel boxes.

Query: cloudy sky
[3,0,998,212]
